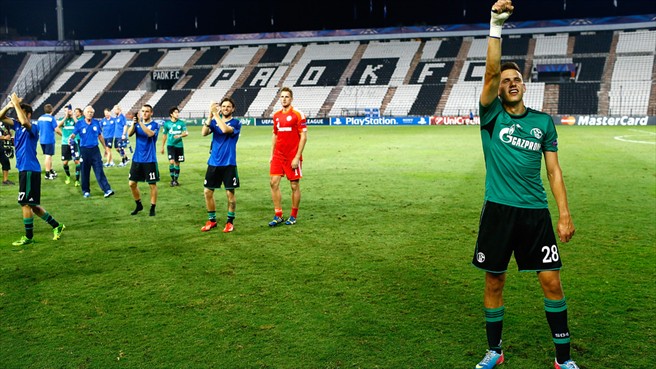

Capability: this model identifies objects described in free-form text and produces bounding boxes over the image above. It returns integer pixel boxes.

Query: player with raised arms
[200,98,241,233]
[0,93,65,246]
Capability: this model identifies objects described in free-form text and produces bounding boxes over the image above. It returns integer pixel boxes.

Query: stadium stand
[65,70,118,112]
[156,48,196,68]
[259,45,292,64]
[409,84,446,116]
[616,29,656,54]
[231,88,262,116]
[131,49,165,68]
[386,84,422,116]
[573,31,613,54]
[502,35,531,57]
[281,86,333,117]
[117,90,148,116]
[179,68,212,89]
[435,38,463,58]
[150,89,193,117]
[80,51,110,69]
[420,40,442,60]
[58,71,90,92]
[573,57,605,82]
[247,87,280,117]
[559,83,600,114]
[533,34,569,57]
[66,52,95,70]
[109,70,149,91]
[12,53,66,100]
[104,51,136,69]
[5,21,655,119]
[329,85,389,116]
[194,47,228,66]
[0,53,26,94]
[93,91,128,114]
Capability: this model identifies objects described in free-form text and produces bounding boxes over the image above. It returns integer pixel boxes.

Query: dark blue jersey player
[0,93,65,246]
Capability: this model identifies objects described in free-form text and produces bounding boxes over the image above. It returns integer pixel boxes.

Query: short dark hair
[169,107,179,116]
[44,104,53,114]
[20,103,33,116]
[220,97,235,108]
[142,104,153,111]
[501,62,522,75]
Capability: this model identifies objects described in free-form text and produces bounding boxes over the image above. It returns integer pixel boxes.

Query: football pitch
[0,125,654,368]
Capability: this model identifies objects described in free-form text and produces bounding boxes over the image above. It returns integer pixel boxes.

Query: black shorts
[104,138,114,148]
[167,146,185,163]
[204,165,239,190]
[113,138,124,148]
[129,162,160,184]
[61,143,80,161]
[18,171,41,206]
[0,147,10,171]
[41,143,55,156]
[472,201,561,273]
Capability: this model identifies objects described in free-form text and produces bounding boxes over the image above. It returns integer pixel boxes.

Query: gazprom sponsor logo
[499,125,542,152]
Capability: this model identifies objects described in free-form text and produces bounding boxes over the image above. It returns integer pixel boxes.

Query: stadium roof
[1,0,654,41]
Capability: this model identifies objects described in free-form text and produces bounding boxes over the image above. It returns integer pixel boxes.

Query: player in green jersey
[472,2,578,369]
[55,105,80,186]
[160,107,188,187]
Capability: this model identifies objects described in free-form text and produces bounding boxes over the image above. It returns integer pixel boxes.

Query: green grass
[0,125,654,368]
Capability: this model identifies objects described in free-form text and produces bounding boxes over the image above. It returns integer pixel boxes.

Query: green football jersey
[59,117,79,146]
[163,119,187,148]
[479,98,559,209]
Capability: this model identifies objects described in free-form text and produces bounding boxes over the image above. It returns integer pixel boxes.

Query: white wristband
[490,10,510,38]
[490,24,502,38]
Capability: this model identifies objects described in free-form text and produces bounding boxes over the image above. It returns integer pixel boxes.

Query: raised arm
[213,112,234,134]
[10,93,31,129]
[201,101,217,137]
[480,0,513,107]
[0,99,14,127]
[128,115,137,137]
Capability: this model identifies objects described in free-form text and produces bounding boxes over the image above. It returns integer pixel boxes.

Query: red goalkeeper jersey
[272,107,307,159]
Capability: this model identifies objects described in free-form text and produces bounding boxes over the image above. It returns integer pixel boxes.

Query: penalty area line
[614,129,656,144]
[613,135,656,145]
